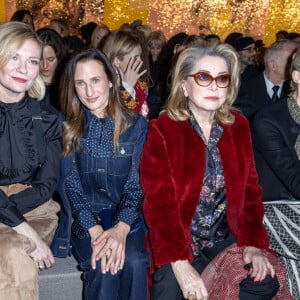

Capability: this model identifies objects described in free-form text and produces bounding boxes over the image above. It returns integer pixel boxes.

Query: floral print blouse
[189,114,229,256]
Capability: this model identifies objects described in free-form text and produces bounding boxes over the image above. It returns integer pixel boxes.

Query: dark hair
[159,32,188,70]
[10,9,34,30]
[80,22,97,46]
[233,36,255,52]
[60,48,135,154]
[287,32,300,41]
[63,35,85,53]
[10,9,32,22]
[37,28,68,76]
[224,32,243,46]
[205,34,221,43]
[276,30,288,39]
[50,18,70,37]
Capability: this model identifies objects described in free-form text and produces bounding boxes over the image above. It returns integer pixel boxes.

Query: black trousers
[151,234,279,300]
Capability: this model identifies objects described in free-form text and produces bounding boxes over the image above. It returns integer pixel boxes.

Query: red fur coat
[140,111,269,268]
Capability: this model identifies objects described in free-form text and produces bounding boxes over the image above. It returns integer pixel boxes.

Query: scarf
[287,96,300,159]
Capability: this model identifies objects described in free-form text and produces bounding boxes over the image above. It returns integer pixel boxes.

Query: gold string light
[3,0,300,45]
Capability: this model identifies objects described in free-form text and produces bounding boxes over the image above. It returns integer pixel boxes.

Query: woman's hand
[13,221,55,270]
[30,238,55,269]
[88,224,104,244]
[243,246,275,282]
[116,57,147,88]
[91,221,130,275]
[171,260,208,300]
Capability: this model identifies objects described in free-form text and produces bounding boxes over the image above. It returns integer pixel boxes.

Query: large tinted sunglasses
[187,71,231,88]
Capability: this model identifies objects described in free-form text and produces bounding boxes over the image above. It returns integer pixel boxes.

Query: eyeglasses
[187,71,231,88]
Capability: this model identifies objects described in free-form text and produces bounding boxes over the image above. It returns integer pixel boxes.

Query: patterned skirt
[263,201,300,299]
[201,243,292,299]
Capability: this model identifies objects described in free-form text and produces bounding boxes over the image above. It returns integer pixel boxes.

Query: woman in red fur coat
[140,43,291,300]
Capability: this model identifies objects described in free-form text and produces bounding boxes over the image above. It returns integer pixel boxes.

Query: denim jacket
[51,112,148,257]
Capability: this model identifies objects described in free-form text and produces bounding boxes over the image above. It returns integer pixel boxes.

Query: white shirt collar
[263,72,283,99]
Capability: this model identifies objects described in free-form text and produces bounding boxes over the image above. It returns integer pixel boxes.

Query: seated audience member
[10,9,34,29]
[0,22,61,298]
[276,30,288,41]
[234,39,298,121]
[204,34,221,44]
[287,32,300,42]
[233,36,260,82]
[159,32,188,93]
[173,35,205,55]
[49,18,69,38]
[148,31,166,63]
[37,28,68,110]
[103,30,150,118]
[80,22,97,48]
[63,35,85,53]
[251,48,300,299]
[147,30,167,119]
[224,31,243,47]
[119,22,133,32]
[90,24,110,49]
[57,47,149,300]
[140,43,291,300]
[136,24,152,40]
[255,39,266,72]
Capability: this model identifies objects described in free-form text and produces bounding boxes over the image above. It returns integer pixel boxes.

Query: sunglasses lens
[195,72,212,86]
[192,72,230,88]
[216,75,230,87]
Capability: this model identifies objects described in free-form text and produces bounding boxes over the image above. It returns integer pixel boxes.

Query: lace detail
[0,97,39,180]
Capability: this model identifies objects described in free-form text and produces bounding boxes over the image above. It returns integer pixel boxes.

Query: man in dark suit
[252,99,300,201]
[234,39,298,122]
[251,51,300,299]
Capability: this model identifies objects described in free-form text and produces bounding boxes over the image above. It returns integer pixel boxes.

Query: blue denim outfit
[52,110,149,300]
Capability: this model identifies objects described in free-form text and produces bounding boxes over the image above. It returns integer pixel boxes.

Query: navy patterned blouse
[189,114,229,256]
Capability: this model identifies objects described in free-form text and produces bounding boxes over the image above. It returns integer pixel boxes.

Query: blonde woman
[103,30,149,118]
[140,43,291,300]
[0,22,61,299]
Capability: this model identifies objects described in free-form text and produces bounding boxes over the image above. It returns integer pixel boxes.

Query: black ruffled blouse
[0,95,62,227]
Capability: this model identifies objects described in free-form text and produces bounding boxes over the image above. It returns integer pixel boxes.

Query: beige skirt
[0,183,60,300]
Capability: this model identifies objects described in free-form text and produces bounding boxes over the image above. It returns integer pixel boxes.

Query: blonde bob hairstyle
[0,21,45,100]
[290,48,300,96]
[166,43,240,125]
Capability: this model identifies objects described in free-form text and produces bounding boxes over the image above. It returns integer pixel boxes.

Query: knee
[124,251,149,273]
[151,264,182,299]
[0,245,37,289]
